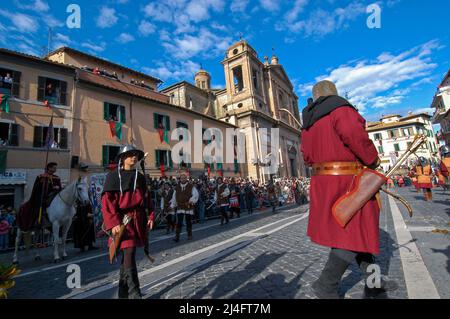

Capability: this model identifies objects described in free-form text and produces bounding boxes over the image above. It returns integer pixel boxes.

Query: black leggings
[121,247,137,271]
[176,213,192,232]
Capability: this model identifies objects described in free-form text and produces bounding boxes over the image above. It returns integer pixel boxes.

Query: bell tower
[221,40,267,114]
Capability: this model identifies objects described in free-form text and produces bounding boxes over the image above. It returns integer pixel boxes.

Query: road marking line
[388,195,440,299]
[66,212,308,299]
[16,205,302,278]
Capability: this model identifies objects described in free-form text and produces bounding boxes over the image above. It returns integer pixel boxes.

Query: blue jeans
[197,200,205,223]
[0,234,9,250]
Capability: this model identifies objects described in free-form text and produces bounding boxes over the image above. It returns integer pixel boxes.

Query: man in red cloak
[301,80,398,298]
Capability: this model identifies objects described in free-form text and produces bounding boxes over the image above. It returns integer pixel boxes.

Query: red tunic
[102,188,152,249]
[301,106,380,254]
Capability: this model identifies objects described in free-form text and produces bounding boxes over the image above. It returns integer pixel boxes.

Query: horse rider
[301,80,398,299]
[29,162,62,224]
[101,145,154,299]
[170,171,199,242]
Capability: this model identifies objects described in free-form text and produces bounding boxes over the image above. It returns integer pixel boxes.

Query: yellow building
[0,47,237,208]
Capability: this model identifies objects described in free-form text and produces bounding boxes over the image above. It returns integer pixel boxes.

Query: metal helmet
[440,145,450,156]
[114,144,144,163]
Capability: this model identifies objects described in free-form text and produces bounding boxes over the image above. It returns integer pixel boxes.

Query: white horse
[13,177,90,264]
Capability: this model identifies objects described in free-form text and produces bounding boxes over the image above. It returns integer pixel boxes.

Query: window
[377,146,384,154]
[176,122,188,141]
[394,144,400,152]
[252,69,258,91]
[104,102,126,123]
[388,130,399,138]
[37,76,68,105]
[0,68,21,97]
[402,127,414,136]
[102,145,120,167]
[0,122,19,146]
[33,126,68,149]
[232,66,244,93]
[153,113,170,130]
[374,133,382,140]
[189,97,193,109]
[155,150,173,168]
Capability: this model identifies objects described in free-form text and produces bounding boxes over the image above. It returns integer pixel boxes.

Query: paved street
[2,186,449,299]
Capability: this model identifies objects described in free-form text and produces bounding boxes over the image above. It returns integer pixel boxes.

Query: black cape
[302,95,356,130]
[102,169,147,194]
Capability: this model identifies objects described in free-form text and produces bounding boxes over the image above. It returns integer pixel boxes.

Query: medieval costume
[170,173,199,242]
[101,145,154,299]
[17,168,62,232]
[160,182,176,234]
[415,158,433,201]
[214,177,230,225]
[266,182,277,212]
[301,81,397,299]
[438,146,450,190]
[229,187,240,219]
[73,204,96,251]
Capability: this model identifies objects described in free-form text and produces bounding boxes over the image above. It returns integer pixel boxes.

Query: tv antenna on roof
[47,27,53,56]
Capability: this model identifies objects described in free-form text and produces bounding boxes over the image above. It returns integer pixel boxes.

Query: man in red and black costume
[301,80,398,299]
[18,162,62,231]
[101,145,154,299]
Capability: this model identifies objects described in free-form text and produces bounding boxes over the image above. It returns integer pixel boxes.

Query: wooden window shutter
[165,115,170,130]
[155,150,160,167]
[9,124,19,146]
[153,113,158,129]
[104,102,110,121]
[37,77,46,102]
[120,106,126,124]
[59,128,68,149]
[59,81,68,105]
[102,145,109,167]
[12,71,21,97]
[33,126,43,147]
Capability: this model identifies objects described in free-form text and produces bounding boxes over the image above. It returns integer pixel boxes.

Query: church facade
[162,40,305,182]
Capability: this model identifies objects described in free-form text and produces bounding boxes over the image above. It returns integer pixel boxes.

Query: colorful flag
[160,163,165,177]
[0,93,9,113]
[44,115,55,149]
[163,130,170,144]
[109,120,122,141]
[158,128,164,143]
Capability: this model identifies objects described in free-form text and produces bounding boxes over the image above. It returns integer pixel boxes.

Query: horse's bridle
[58,181,83,207]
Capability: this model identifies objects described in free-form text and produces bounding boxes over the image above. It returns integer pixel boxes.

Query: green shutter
[102,145,109,167]
[168,151,173,168]
[0,150,7,174]
[165,116,170,130]
[155,150,160,167]
[153,113,158,129]
[104,102,109,121]
[120,106,126,123]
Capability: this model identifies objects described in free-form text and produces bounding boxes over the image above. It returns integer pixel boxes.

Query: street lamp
[279,108,303,129]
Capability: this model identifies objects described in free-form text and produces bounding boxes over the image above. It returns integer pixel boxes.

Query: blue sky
[1,0,449,123]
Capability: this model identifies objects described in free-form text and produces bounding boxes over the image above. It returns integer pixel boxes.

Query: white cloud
[0,10,39,33]
[230,0,250,12]
[298,40,441,111]
[116,33,135,44]
[17,0,49,12]
[143,0,225,33]
[81,42,106,52]
[41,13,65,28]
[144,60,201,82]
[96,7,118,28]
[278,1,366,38]
[161,28,232,59]
[284,0,308,23]
[259,0,280,11]
[138,20,156,36]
